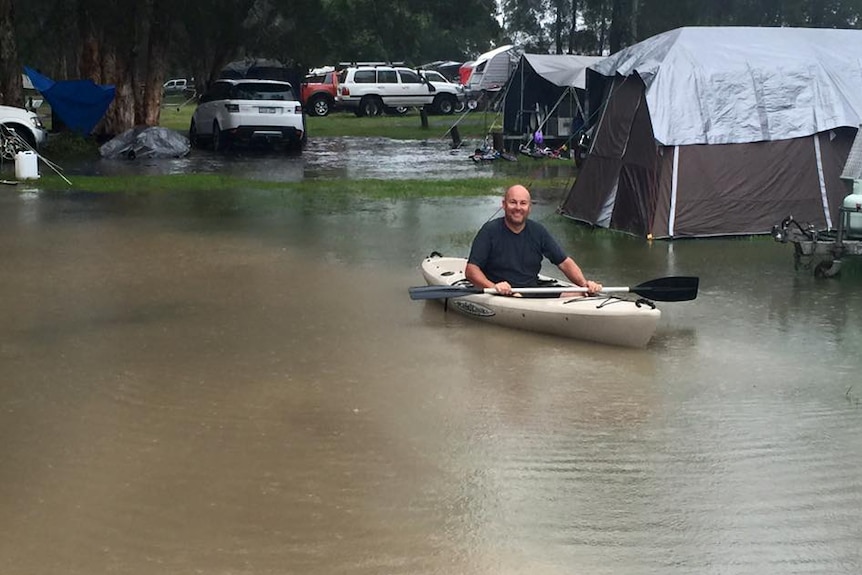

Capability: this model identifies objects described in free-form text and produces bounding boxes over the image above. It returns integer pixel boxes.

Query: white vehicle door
[396,69,434,107]
[375,69,400,105]
[193,82,229,136]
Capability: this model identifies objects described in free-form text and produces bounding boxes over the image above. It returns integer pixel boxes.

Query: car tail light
[294,105,302,114]
[224,103,239,113]
[341,86,350,96]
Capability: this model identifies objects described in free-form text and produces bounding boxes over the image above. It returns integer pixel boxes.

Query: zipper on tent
[813,134,833,230]
[668,145,680,237]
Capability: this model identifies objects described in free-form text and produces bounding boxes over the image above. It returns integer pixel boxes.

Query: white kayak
[419,255,661,347]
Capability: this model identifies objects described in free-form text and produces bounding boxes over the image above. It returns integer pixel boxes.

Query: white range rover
[336,65,464,116]
[189,79,306,152]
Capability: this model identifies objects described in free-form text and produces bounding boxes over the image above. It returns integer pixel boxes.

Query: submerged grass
[33,173,575,199]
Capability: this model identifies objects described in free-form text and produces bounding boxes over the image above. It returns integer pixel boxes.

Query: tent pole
[523,89,568,149]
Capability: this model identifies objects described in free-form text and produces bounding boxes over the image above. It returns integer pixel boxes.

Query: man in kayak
[465,184,603,297]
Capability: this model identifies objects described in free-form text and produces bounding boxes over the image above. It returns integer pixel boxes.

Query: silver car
[189,79,306,152]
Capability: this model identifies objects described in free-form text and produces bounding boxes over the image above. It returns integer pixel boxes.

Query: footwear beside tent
[502,53,604,149]
[560,27,862,239]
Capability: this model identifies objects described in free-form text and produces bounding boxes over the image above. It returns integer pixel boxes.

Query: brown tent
[560,27,862,239]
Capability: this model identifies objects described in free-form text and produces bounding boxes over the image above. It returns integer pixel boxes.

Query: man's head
[502,184,532,231]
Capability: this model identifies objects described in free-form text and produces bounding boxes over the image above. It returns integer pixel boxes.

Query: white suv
[336,65,464,116]
[189,79,306,152]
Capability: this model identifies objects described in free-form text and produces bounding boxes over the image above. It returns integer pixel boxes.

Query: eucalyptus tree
[501,0,553,51]
[323,0,501,63]
[0,0,20,105]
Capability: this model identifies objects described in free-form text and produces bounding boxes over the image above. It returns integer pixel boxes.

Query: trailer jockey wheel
[814,259,841,278]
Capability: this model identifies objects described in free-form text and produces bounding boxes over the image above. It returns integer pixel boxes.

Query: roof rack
[336,61,407,70]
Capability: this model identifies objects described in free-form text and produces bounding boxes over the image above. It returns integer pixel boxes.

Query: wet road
[1,151,861,574]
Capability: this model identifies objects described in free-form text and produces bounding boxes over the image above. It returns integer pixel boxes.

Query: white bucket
[14,150,40,180]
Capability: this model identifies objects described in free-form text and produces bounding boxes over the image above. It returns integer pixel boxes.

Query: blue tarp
[24,66,115,135]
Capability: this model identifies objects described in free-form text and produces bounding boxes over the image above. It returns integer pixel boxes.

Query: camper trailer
[460,45,522,106]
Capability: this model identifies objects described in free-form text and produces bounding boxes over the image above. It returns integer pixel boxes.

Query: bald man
[465,184,602,297]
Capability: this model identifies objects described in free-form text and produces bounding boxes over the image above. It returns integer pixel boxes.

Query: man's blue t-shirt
[467,218,568,287]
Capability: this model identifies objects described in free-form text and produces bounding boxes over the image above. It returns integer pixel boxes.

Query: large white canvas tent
[502,54,604,145]
[560,27,862,238]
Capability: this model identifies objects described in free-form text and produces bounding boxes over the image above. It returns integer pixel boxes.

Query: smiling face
[502,185,532,232]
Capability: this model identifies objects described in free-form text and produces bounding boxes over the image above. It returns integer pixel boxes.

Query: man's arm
[465,263,514,295]
[557,257,602,294]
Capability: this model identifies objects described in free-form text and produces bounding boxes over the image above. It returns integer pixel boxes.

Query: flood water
[64,136,524,181]
[1,144,861,574]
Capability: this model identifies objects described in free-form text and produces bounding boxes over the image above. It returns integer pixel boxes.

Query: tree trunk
[100,43,136,136]
[140,0,170,126]
[0,0,22,106]
[77,1,102,84]
[608,0,625,54]
[568,0,578,54]
[77,0,142,136]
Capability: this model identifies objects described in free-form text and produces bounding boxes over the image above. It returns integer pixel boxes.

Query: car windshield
[230,83,295,101]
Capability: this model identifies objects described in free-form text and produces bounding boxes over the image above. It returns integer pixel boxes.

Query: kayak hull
[420,256,661,348]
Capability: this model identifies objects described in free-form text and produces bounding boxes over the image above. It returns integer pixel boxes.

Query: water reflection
[0,184,861,574]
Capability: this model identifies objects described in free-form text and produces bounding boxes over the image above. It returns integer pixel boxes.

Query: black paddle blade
[408,285,483,300]
[631,276,699,302]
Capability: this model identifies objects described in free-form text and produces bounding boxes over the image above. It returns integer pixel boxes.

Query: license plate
[259,106,276,113]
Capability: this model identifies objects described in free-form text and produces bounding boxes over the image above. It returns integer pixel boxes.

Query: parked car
[163,78,191,94]
[0,104,48,159]
[301,67,338,117]
[418,70,466,114]
[189,79,306,152]
[336,65,463,116]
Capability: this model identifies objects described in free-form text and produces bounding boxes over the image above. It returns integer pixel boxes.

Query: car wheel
[434,95,456,115]
[454,100,466,114]
[0,124,36,159]
[212,121,228,151]
[384,106,409,116]
[188,120,200,148]
[359,96,383,117]
[308,95,330,117]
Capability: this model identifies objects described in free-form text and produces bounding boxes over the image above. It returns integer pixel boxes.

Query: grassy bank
[27,96,576,198]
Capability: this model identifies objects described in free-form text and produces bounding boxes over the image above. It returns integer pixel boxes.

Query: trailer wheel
[814,259,842,278]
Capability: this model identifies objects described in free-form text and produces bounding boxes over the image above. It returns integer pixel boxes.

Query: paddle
[408,276,699,302]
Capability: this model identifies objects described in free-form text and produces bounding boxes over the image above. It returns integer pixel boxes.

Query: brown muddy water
[1,144,862,574]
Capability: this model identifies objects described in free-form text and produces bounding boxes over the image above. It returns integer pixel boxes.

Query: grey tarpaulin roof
[590,26,862,146]
[522,54,604,89]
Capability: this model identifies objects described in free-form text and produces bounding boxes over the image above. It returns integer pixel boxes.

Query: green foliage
[41,132,100,157]
[504,0,862,55]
